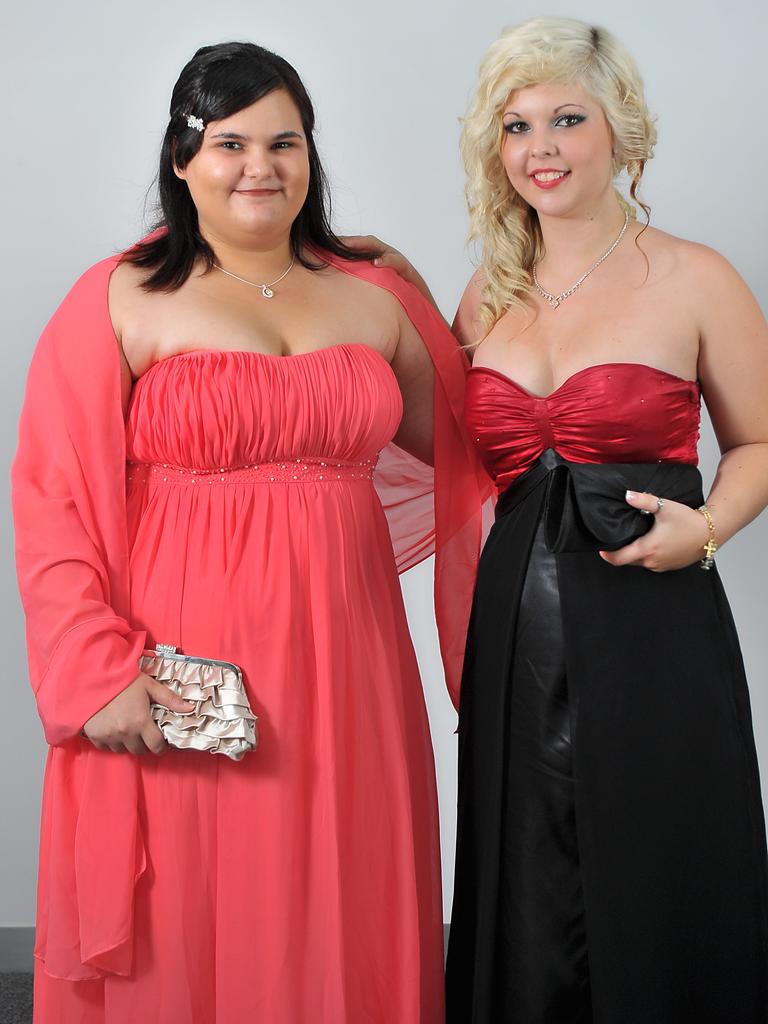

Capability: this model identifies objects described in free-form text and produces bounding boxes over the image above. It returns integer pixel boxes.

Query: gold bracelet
[697,504,717,570]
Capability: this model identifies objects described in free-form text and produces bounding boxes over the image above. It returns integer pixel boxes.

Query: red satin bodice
[464,362,701,493]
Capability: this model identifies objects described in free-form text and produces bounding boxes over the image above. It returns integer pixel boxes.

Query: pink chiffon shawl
[11,247,490,980]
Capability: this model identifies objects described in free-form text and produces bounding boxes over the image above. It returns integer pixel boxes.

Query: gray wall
[1,0,766,928]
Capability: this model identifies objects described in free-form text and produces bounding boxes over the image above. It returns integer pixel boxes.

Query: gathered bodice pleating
[126,343,403,473]
[464,362,701,492]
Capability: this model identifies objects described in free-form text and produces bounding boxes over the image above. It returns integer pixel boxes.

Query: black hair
[124,41,376,290]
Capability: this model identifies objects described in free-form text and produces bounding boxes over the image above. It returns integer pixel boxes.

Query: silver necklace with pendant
[212,256,296,298]
[532,211,629,310]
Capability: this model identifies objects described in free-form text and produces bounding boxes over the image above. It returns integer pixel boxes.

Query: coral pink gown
[32,344,445,1023]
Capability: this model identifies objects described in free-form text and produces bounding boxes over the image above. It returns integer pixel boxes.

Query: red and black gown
[446,362,768,1024]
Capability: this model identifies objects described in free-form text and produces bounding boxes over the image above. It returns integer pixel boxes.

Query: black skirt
[446,452,768,1023]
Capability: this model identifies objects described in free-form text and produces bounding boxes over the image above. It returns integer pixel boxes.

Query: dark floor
[0,934,450,1021]
[0,973,32,1024]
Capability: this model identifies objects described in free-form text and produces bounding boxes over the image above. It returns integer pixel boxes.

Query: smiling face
[500,81,615,218]
[174,88,310,249]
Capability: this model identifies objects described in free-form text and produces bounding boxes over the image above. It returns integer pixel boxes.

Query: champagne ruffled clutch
[139,644,258,761]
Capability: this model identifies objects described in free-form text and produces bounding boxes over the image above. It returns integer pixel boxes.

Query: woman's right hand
[340,235,438,307]
[82,673,195,755]
[341,234,410,274]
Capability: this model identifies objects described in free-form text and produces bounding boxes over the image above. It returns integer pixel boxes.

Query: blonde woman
[356,16,768,1023]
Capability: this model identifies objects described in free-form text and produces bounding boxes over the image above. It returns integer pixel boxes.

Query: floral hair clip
[183,113,205,132]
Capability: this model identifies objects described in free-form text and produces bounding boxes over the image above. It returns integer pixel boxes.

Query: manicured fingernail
[626,490,636,500]
[374,257,382,266]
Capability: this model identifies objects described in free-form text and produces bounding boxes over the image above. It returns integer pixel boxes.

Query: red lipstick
[529,168,571,190]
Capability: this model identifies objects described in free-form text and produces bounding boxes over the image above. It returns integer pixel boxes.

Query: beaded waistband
[126,456,378,486]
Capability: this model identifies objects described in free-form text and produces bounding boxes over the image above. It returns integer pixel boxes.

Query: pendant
[547,296,561,310]
[261,286,274,299]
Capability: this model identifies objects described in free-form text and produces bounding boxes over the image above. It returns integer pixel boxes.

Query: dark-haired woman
[13,42,487,1023]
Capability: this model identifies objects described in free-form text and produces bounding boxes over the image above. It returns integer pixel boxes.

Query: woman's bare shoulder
[318,262,404,331]
[108,258,153,304]
[461,264,488,300]
[108,259,180,341]
[453,265,488,348]
[641,225,765,372]
[637,224,739,282]
[107,259,176,379]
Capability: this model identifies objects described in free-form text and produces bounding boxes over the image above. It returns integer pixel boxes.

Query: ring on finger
[639,495,664,516]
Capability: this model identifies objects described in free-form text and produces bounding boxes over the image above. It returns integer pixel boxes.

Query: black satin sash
[496,451,703,552]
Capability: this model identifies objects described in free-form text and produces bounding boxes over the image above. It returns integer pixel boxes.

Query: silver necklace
[532,211,629,310]
[212,256,295,298]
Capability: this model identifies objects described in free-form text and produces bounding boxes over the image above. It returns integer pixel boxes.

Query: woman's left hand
[599,490,711,572]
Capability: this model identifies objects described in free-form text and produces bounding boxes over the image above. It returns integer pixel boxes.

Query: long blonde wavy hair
[461,17,657,333]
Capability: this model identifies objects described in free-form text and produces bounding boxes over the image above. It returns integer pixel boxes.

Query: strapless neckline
[468,361,698,401]
[137,342,395,387]
[464,360,701,492]
[126,338,404,474]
